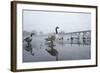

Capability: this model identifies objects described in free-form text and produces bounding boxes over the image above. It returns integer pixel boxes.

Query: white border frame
[15,3,97,70]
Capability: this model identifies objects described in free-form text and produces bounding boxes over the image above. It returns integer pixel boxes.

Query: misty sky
[23,10,91,34]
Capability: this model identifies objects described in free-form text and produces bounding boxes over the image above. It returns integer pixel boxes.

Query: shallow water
[23,35,91,62]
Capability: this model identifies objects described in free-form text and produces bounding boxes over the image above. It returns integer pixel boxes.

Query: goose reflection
[45,26,60,61]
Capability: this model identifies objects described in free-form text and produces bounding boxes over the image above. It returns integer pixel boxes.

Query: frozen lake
[23,35,91,62]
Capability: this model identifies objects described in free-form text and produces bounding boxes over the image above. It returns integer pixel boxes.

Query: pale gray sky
[23,10,91,34]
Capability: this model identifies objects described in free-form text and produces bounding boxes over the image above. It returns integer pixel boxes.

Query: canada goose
[55,26,59,34]
[24,33,33,47]
[55,26,64,43]
[24,33,34,55]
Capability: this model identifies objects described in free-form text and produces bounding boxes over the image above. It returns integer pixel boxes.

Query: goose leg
[30,48,34,56]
